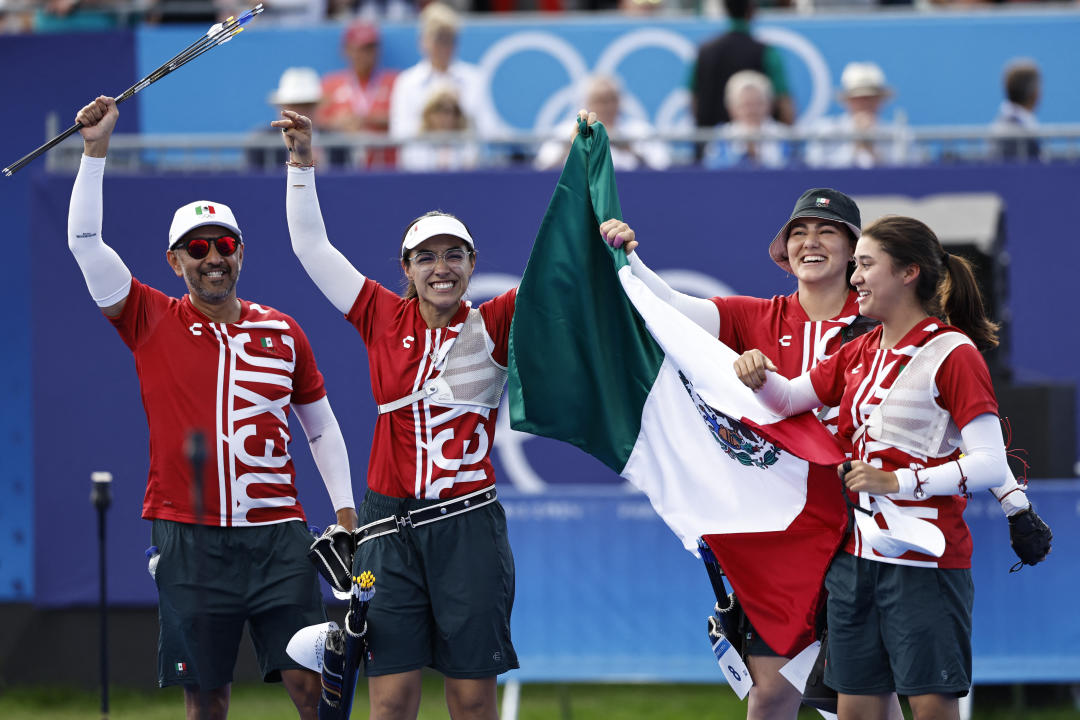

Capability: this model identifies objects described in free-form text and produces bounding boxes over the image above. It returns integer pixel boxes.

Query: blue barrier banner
[28,164,1080,612]
[0,30,140,602]
[502,482,1080,684]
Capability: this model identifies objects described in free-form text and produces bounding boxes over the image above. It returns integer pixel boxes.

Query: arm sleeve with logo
[286,166,367,315]
[293,396,354,512]
[68,155,132,308]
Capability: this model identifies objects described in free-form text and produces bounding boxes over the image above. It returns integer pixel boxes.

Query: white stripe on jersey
[212,322,228,525]
[412,329,436,498]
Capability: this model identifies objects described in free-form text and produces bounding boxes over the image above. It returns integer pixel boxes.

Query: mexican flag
[507,121,849,656]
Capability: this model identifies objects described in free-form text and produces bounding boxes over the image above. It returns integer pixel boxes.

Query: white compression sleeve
[988,470,1030,517]
[286,166,366,315]
[293,396,355,512]
[893,413,1008,499]
[754,372,823,417]
[628,252,721,336]
[68,155,132,307]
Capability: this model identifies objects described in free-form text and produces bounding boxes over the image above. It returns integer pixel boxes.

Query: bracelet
[286,160,315,168]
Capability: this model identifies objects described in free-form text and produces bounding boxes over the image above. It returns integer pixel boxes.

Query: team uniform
[713,290,863,437]
[807,317,997,695]
[346,278,520,677]
[702,289,862,659]
[110,278,329,687]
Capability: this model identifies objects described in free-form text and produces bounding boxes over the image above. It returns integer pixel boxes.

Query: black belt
[355,486,497,545]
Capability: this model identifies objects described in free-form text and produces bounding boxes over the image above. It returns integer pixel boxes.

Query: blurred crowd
[1,0,1070,31]
[5,0,1053,170]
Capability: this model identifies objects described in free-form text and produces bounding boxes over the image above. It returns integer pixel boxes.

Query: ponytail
[862,216,999,351]
[941,252,999,351]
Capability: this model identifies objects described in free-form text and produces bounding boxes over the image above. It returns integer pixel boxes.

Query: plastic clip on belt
[354,485,497,546]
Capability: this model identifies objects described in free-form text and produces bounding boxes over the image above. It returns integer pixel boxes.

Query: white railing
[40,124,1080,173]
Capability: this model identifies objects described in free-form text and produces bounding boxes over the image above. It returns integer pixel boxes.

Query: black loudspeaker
[996,383,1077,479]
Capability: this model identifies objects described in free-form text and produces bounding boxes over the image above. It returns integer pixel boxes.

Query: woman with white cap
[733,215,1012,720]
[274,108,516,720]
[601,189,1040,720]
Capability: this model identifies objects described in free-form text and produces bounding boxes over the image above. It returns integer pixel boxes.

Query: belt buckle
[394,514,414,530]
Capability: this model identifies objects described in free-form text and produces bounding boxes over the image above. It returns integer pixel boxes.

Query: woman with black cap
[275,108,517,720]
[733,215,1011,720]
[602,190,1035,720]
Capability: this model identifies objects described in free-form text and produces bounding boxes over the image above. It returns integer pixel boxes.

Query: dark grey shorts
[153,519,325,689]
[824,552,973,697]
[353,488,519,679]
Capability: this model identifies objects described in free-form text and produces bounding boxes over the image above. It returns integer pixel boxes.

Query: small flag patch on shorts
[176,661,188,674]
[261,337,273,348]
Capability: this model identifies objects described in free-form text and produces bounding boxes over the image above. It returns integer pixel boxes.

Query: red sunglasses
[172,235,241,260]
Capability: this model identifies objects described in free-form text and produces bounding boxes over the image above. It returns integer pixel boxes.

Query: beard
[185,264,237,304]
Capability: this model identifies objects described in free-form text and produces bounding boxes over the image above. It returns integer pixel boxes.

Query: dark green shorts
[353,488,519,679]
[744,618,784,658]
[153,519,325,689]
[824,552,973,697]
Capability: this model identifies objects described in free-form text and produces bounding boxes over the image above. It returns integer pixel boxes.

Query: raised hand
[272,109,314,166]
[76,96,119,157]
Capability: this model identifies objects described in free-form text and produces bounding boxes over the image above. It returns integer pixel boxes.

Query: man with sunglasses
[67,96,358,720]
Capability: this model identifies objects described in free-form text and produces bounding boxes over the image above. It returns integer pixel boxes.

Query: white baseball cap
[401,214,474,257]
[168,200,243,250]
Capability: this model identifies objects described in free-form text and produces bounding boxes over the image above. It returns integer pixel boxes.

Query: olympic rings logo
[472,26,832,136]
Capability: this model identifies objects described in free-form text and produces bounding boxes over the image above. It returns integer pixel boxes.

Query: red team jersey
[111,279,327,526]
[712,290,863,434]
[810,318,998,568]
[347,279,517,499]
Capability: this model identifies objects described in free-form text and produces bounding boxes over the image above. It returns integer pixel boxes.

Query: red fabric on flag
[703,411,848,657]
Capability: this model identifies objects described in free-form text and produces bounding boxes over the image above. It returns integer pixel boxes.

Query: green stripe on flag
[508,121,664,473]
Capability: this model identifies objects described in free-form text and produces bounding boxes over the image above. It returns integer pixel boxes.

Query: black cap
[769,188,861,273]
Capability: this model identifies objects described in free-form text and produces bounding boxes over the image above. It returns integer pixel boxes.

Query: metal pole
[90,471,113,720]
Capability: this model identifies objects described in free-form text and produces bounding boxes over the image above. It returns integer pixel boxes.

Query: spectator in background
[703,69,790,169]
[145,0,241,23]
[991,58,1042,162]
[535,75,671,171]
[250,67,333,170]
[692,0,795,132]
[316,20,398,168]
[399,84,481,172]
[805,61,913,169]
[389,3,489,144]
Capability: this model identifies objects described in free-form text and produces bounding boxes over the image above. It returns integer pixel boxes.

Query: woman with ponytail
[734,215,1012,720]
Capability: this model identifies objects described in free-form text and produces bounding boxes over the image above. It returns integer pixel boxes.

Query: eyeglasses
[409,247,471,269]
[172,235,241,260]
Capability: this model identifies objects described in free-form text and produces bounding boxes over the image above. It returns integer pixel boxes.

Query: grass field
[1,677,1077,719]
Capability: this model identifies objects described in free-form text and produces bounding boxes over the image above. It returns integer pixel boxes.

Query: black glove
[309,524,356,594]
[1008,505,1052,571]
